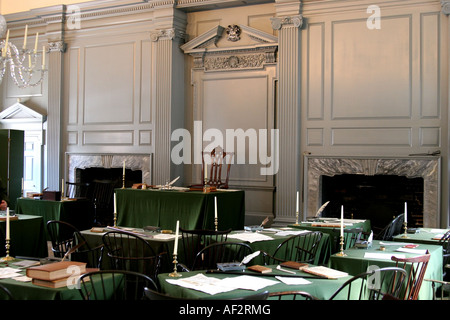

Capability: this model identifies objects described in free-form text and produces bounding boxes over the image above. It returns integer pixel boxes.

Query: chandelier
[0,23,47,89]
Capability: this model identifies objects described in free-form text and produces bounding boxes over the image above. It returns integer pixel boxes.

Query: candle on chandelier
[42,46,46,69]
[3,29,9,58]
[34,32,39,53]
[23,25,28,50]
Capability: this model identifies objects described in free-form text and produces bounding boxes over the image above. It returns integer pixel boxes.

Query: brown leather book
[280,261,309,270]
[247,265,272,273]
[26,261,87,281]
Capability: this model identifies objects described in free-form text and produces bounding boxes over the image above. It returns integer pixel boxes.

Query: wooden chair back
[202,147,234,189]
[391,252,431,300]
[65,181,90,199]
[191,241,253,271]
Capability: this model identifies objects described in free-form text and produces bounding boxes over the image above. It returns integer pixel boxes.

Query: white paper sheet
[220,275,279,291]
[395,248,428,255]
[364,252,406,260]
[275,230,310,237]
[166,274,235,295]
[275,276,312,285]
[228,232,274,243]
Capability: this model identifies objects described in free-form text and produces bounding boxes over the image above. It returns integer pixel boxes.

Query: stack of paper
[228,232,274,243]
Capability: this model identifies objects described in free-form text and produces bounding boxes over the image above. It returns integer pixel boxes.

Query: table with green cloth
[116,188,245,231]
[392,228,450,246]
[288,219,371,264]
[15,198,94,239]
[329,240,443,300]
[157,265,358,300]
[224,228,331,266]
[0,214,47,258]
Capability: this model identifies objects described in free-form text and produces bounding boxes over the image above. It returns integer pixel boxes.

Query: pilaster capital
[150,28,185,42]
[47,41,67,53]
[270,15,304,30]
[442,1,450,15]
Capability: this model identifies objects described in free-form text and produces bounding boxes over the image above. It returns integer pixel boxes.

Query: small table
[392,228,449,246]
[329,240,443,300]
[0,214,47,258]
[116,188,245,231]
[15,198,94,239]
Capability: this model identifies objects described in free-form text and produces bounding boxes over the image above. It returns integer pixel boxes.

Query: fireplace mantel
[65,153,152,185]
[303,155,441,228]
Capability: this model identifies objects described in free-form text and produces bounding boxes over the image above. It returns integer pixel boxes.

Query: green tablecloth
[288,219,371,263]
[329,240,443,300]
[392,228,449,246]
[15,198,94,238]
[158,265,356,300]
[116,189,245,231]
[225,229,331,266]
[0,215,47,258]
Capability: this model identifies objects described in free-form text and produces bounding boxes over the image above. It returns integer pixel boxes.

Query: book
[300,266,348,279]
[26,261,86,281]
[247,265,272,273]
[31,268,98,288]
[280,261,309,270]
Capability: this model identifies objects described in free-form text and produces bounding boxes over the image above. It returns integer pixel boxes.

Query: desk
[15,198,94,238]
[0,215,47,258]
[225,228,331,266]
[329,240,443,300]
[289,219,371,264]
[392,228,449,246]
[116,188,245,231]
[158,265,356,300]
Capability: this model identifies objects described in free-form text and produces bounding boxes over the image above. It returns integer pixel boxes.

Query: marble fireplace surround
[304,155,441,228]
[66,153,152,185]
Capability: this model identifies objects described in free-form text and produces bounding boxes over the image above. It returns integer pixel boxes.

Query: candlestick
[61,179,65,198]
[296,191,299,213]
[404,202,408,224]
[169,253,182,278]
[335,235,347,257]
[21,178,24,197]
[340,205,344,237]
[214,197,218,231]
[42,46,46,69]
[3,30,9,58]
[173,220,179,255]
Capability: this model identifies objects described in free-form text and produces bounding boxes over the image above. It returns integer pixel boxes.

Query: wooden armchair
[202,147,234,189]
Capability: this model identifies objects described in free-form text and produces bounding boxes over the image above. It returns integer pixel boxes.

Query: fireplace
[303,155,441,228]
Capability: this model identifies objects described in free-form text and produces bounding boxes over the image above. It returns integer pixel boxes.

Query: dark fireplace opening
[73,167,143,226]
[320,174,424,233]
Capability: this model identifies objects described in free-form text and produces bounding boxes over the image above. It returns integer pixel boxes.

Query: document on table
[395,247,428,255]
[275,276,312,285]
[166,274,278,295]
[228,232,274,243]
[274,230,310,237]
[364,252,406,260]
[0,267,23,279]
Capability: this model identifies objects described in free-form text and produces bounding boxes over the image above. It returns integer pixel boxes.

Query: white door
[23,131,42,195]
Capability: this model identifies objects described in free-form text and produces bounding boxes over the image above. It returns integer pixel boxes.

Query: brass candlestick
[113,211,117,227]
[401,221,409,238]
[293,211,300,226]
[1,239,14,261]
[214,217,218,231]
[122,174,125,189]
[169,254,182,278]
[203,177,208,193]
[335,235,347,257]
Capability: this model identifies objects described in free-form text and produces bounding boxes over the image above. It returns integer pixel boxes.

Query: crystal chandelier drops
[0,25,47,89]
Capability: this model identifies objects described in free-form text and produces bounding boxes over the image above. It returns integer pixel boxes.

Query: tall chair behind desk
[65,181,90,199]
[375,213,404,241]
[47,220,104,268]
[91,179,116,227]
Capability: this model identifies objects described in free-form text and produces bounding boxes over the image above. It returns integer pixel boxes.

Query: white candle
[214,196,218,219]
[114,193,117,213]
[61,179,64,196]
[340,205,344,237]
[23,25,28,50]
[123,161,126,176]
[6,207,10,240]
[42,46,45,69]
[34,32,39,53]
[173,220,179,255]
[404,202,408,224]
[296,191,299,213]
[204,163,207,181]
